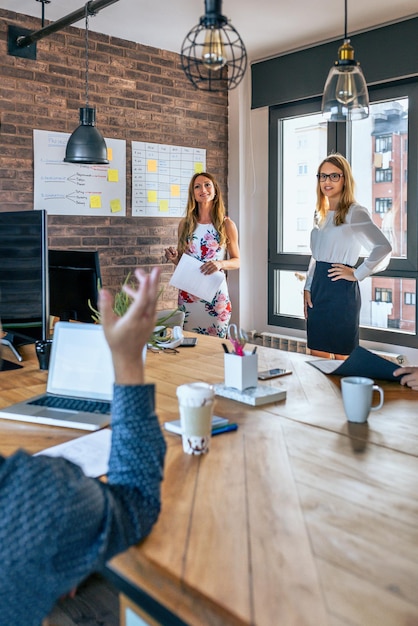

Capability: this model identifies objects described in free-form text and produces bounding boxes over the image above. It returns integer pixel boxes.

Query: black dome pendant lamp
[64,5,109,164]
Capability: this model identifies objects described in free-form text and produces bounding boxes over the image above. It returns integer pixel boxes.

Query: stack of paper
[214,383,286,406]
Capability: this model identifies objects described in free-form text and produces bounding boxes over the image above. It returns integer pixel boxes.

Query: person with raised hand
[0,267,166,625]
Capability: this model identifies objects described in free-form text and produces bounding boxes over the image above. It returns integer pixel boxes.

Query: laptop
[0,322,114,430]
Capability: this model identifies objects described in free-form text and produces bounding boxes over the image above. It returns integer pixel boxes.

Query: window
[268,81,418,347]
[375,288,392,303]
[375,168,393,183]
[375,135,392,152]
[375,198,393,214]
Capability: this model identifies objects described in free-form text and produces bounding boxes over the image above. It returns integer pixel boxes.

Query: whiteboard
[33,129,126,216]
[131,141,206,217]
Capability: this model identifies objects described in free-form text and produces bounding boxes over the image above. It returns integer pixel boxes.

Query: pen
[221,342,230,354]
[212,423,238,436]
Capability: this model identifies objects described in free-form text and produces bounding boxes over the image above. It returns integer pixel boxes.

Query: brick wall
[0,8,228,309]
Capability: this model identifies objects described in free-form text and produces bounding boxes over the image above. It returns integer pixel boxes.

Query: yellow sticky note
[107,169,119,182]
[170,184,180,197]
[107,147,113,161]
[194,162,204,173]
[147,190,157,203]
[147,159,157,173]
[90,195,101,208]
[159,200,169,212]
[110,199,122,213]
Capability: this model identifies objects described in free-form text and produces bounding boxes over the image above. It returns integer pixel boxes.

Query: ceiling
[1,0,417,64]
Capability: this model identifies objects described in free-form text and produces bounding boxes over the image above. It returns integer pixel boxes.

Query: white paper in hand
[169,253,224,302]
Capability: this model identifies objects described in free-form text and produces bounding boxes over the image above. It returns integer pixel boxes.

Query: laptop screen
[47,322,114,401]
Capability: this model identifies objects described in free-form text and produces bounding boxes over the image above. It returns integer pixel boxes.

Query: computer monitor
[0,209,49,360]
[48,249,101,323]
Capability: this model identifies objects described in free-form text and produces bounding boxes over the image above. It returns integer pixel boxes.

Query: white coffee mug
[341,376,384,423]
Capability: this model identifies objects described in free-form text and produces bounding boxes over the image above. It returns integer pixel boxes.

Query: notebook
[0,322,114,430]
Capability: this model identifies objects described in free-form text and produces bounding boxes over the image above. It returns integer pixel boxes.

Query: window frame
[268,80,418,347]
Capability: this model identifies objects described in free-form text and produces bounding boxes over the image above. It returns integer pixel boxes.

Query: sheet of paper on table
[169,253,224,302]
[308,346,399,381]
[34,428,111,477]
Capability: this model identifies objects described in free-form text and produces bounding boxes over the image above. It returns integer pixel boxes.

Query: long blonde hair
[178,172,228,254]
[316,154,356,226]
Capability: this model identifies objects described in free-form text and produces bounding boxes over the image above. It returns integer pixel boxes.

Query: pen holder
[224,352,258,391]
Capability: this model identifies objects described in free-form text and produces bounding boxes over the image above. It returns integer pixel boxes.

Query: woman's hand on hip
[328,264,357,282]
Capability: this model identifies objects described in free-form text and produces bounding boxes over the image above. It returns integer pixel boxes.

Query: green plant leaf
[87,272,180,350]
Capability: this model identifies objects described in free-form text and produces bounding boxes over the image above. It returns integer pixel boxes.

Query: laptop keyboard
[28,395,111,414]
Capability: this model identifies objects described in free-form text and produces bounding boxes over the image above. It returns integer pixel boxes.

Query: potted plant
[89,273,182,349]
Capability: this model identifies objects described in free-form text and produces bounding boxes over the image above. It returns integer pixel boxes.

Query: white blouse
[304,203,392,291]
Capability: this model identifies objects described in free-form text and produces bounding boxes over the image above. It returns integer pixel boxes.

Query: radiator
[247,331,406,364]
[247,331,307,354]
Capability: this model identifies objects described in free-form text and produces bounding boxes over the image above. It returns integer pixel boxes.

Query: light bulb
[335,69,356,105]
[202,28,226,71]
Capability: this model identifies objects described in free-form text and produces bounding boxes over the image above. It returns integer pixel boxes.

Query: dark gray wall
[252,17,418,109]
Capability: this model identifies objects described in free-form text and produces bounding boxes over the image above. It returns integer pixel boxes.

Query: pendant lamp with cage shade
[181,0,247,92]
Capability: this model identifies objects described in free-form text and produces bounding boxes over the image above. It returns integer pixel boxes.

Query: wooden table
[1,337,417,626]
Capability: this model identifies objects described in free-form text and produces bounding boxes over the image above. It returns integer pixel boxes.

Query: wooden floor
[44,573,120,626]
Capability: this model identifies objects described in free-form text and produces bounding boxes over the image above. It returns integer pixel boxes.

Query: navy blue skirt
[306,261,360,355]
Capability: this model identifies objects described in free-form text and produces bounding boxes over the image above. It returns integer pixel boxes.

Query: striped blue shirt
[0,384,166,625]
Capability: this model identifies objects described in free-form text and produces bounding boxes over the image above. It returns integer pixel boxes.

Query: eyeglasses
[147,345,179,355]
[317,173,344,182]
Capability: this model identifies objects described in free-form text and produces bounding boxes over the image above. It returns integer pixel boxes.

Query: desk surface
[1,337,417,626]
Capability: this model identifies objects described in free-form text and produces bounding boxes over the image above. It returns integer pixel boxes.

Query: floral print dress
[178,223,232,338]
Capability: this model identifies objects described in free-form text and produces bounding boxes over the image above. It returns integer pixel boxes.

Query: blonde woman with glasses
[304,154,392,360]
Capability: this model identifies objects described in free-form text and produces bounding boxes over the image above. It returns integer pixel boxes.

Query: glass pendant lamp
[322,0,369,122]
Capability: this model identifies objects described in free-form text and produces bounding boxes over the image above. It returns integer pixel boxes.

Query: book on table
[214,383,287,406]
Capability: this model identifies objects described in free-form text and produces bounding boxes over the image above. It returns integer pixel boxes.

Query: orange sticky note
[147,159,157,173]
[107,147,113,161]
[170,184,180,197]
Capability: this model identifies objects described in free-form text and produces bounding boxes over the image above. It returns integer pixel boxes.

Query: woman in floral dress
[164,172,240,337]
